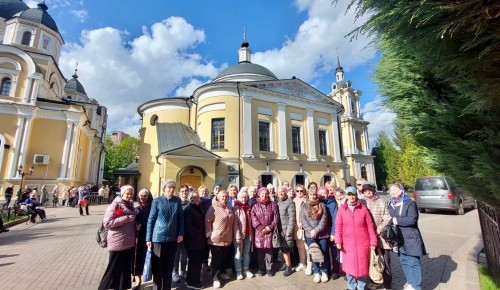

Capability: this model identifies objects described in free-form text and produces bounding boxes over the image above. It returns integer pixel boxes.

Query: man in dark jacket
[3,185,13,209]
[319,186,340,280]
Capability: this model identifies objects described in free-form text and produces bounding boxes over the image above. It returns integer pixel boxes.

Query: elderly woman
[318,186,340,280]
[266,183,276,201]
[98,185,139,290]
[335,187,378,290]
[247,186,257,206]
[293,184,308,272]
[135,188,153,287]
[183,191,207,289]
[146,179,184,290]
[206,190,241,289]
[388,183,426,290]
[301,187,330,283]
[173,185,190,283]
[227,184,238,207]
[277,185,296,277]
[52,185,59,207]
[233,189,254,280]
[251,187,279,277]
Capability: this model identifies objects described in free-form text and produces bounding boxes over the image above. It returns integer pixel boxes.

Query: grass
[479,266,500,290]
[0,208,29,225]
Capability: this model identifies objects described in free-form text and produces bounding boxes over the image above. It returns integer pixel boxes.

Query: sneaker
[321,272,329,283]
[236,272,244,280]
[295,263,305,272]
[283,266,293,277]
[331,273,340,280]
[213,280,221,288]
[220,274,230,280]
[313,273,321,283]
[244,270,254,278]
[267,270,275,277]
[279,264,287,271]
[304,263,313,276]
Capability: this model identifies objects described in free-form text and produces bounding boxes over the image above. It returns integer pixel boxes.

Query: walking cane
[131,227,141,290]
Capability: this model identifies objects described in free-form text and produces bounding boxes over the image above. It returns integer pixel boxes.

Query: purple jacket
[103,197,138,251]
[251,198,279,249]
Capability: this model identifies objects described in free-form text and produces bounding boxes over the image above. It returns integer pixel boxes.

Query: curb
[4,216,29,228]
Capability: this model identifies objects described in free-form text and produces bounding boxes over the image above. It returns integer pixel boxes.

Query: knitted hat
[120,185,134,195]
[161,179,176,190]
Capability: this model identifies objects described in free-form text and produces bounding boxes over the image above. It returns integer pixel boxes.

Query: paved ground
[0,203,481,290]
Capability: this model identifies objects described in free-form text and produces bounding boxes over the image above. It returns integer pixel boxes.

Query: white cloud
[361,96,396,149]
[70,9,88,22]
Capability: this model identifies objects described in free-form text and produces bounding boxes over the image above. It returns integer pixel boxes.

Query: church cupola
[335,49,344,81]
[238,28,251,63]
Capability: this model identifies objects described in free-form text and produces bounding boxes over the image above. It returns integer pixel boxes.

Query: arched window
[361,166,368,180]
[21,31,32,45]
[1,78,12,96]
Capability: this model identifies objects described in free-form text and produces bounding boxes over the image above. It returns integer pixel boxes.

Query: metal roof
[157,123,209,155]
[214,62,277,81]
[0,0,28,19]
[18,3,59,33]
[64,74,87,95]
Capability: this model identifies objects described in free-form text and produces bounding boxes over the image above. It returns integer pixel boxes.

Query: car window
[415,177,448,191]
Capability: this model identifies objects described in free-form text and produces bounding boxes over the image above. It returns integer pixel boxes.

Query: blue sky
[26,0,395,144]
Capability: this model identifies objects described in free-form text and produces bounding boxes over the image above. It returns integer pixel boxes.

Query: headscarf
[389,183,410,205]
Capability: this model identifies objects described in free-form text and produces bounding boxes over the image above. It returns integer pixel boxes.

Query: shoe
[283,266,293,277]
[186,282,203,289]
[267,270,274,277]
[279,264,287,271]
[258,270,266,277]
[321,272,328,283]
[331,273,340,280]
[180,270,187,278]
[172,274,181,283]
[244,270,254,278]
[213,280,221,288]
[304,262,313,276]
[236,271,244,280]
[295,263,305,272]
[1,228,9,232]
[313,273,321,283]
[220,273,230,280]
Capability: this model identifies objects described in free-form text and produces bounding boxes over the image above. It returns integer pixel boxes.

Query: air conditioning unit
[33,154,50,165]
[228,164,239,173]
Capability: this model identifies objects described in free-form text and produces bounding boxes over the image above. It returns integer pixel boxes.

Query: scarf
[390,184,411,205]
[235,200,250,236]
[306,198,322,220]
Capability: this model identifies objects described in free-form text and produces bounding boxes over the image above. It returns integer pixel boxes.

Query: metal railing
[477,201,500,284]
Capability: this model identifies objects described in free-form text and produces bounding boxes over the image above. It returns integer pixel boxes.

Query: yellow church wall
[0,53,29,99]
[0,114,18,179]
[252,99,278,159]
[148,109,189,126]
[137,120,160,194]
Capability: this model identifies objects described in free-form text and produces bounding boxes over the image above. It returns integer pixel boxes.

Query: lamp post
[17,165,35,203]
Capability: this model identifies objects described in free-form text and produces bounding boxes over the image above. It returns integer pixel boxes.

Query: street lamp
[17,165,35,203]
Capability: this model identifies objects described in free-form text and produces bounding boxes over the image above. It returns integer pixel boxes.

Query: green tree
[371,131,397,188]
[104,136,140,183]
[337,0,500,207]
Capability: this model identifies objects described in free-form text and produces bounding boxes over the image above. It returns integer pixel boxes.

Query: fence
[477,201,500,284]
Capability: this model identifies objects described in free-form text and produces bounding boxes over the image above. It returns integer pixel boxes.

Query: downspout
[155,155,162,196]
[236,82,242,188]
[184,97,191,128]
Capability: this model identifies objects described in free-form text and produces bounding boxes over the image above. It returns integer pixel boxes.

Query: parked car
[413,176,475,215]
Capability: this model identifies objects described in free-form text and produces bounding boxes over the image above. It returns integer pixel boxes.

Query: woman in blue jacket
[388,183,426,290]
[146,179,184,290]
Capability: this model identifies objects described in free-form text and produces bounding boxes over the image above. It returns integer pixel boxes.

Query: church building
[0,0,107,198]
[138,38,375,194]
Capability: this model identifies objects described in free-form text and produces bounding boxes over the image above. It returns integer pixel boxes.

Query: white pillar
[364,127,370,154]
[66,123,79,178]
[23,78,33,103]
[9,116,25,177]
[241,95,254,158]
[59,121,73,179]
[85,137,93,182]
[331,113,341,162]
[351,127,357,154]
[306,109,317,161]
[17,116,33,169]
[30,78,40,104]
[277,102,288,160]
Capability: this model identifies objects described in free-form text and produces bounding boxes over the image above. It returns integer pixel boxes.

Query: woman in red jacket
[335,186,377,290]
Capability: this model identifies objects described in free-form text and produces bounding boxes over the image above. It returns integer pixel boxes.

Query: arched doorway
[178,166,207,189]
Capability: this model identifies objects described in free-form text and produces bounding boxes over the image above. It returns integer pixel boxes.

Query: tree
[104,136,140,184]
[371,131,397,188]
[337,0,500,207]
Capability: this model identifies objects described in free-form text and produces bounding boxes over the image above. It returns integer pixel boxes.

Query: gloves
[206,231,212,239]
[235,247,241,259]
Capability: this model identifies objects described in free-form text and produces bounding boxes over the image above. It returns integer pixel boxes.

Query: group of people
[98,178,426,290]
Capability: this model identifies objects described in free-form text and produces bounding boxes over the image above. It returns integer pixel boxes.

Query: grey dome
[336,80,350,89]
[18,2,59,33]
[214,62,277,81]
[0,0,29,19]
[65,74,86,95]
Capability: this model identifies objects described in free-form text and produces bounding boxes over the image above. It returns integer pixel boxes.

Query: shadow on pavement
[0,231,54,245]
[0,254,19,259]
[0,262,15,267]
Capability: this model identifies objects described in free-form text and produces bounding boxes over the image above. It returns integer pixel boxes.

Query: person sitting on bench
[24,196,46,222]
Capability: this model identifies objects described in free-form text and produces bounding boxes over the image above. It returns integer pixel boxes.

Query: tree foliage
[339,0,500,207]
[372,131,397,188]
[104,136,140,183]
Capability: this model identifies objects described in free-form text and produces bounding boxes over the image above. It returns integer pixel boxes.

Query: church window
[258,121,270,151]
[291,126,301,154]
[1,78,12,96]
[361,166,367,180]
[42,35,51,50]
[355,131,363,151]
[21,31,31,45]
[211,118,225,149]
[318,130,328,156]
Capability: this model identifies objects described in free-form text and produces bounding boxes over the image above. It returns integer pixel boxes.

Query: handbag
[142,248,153,282]
[369,248,384,284]
[96,223,108,248]
[80,199,88,207]
[272,226,285,248]
[297,227,305,241]
[381,223,403,246]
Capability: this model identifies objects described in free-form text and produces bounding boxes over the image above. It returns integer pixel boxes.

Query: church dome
[213,62,278,82]
[65,73,87,95]
[18,2,59,34]
[0,0,29,20]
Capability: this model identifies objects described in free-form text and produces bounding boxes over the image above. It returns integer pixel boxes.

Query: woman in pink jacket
[98,185,139,290]
[335,186,377,290]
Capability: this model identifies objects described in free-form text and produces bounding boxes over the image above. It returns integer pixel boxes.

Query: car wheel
[419,208,426,213]
[456,201,465,215]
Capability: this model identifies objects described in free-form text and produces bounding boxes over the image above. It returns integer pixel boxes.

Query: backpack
[96,223,108,248]
[307,242,324,263]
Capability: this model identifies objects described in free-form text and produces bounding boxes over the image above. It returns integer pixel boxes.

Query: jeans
[305,237,329,274]
[234,236,251,272]
[399,252,422,290]
[173,242,187,276]
[346,274,368,290]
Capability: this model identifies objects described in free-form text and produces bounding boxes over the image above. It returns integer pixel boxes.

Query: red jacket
[251,199,279,249]
[335,201,377,277]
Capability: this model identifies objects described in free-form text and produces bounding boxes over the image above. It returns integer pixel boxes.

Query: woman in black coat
[135,189,153,284]
[388,183,426,290]
[183,192,207,288]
